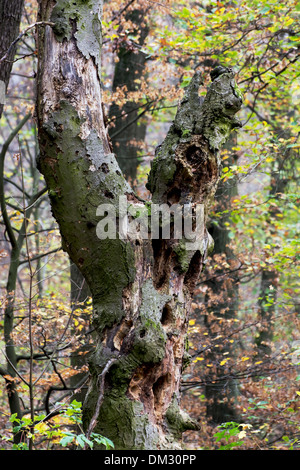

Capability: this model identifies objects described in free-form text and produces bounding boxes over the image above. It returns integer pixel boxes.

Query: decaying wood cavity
[174,138,219,202]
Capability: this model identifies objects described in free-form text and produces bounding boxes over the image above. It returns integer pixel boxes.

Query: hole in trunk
[185,145,204,166]
[104,190,114,199]
[140,328,146,338]
[184,249,202,291]
[152,373,171,410]
[166,186,181,204]
[152,239,172,288]
[161,303,173,326]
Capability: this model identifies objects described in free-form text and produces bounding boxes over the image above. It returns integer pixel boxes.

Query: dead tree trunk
[36,0,242,449]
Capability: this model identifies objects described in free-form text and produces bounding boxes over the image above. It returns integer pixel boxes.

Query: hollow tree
[36,0,243,450]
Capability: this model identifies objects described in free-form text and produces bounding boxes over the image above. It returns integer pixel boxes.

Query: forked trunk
[36,0,242,449]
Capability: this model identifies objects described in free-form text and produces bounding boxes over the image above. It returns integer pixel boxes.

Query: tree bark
[0,0,24,118]
[0,1,25,410]
[36,0,242,449]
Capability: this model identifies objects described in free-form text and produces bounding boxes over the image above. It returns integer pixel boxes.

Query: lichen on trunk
[36,0,243,450]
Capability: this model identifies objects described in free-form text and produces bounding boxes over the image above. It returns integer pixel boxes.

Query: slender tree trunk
[203,136,240,423]
[0,4,25,414]
[36,0,242,449]
[70,262,91,403]
[1,112,32,442]
[0,4,25,403]
[255,170,286,358]
[108,6,150,184]
[0,0,24,118]
[256,268,277,357]
[255,91,293,360]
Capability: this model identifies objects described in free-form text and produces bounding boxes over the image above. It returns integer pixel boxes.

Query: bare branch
[0,22,55,64]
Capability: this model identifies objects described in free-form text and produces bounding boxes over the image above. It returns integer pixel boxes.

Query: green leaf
[9,413,20,423]
[60,432,76,447]
[91,433,114,449]
[76,434,94,449]
[12,442,29,450]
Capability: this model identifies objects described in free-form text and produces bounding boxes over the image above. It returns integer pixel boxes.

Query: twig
[18,246,62,266]
[0,22,55,64]
[32,276,86,387]
[0,113,32,248]
[84,357,119,446]
[111,0,136,21]
[110,102,154,139]
[19,140,35,450]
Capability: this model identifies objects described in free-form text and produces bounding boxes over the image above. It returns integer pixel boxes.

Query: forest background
[0,0,299,450]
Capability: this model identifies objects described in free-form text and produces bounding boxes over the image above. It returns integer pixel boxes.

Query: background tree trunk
[0,0,29,442]
[69,263,91,403]
[0,0,24,118]
[36,0,242,449]
[203,135,240,424]
[108,5,149,184]
[254,90,294,360]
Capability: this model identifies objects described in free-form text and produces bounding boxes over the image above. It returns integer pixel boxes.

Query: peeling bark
[36,0,242,450]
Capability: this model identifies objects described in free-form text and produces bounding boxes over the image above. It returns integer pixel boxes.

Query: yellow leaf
[241,356,249,362]
[285,18,294,26]
[220,359,229,366]
[192,357,204,363]
[35,422,48,433]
